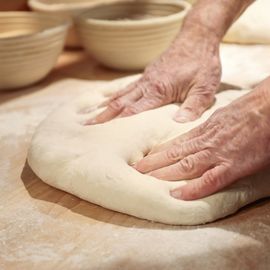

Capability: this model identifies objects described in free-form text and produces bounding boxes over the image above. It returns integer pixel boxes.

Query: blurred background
[0,0,29,11]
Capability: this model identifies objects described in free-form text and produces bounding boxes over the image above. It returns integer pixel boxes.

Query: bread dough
[224,0,270,44]
[187,0,270,44]
[28,75,270,225]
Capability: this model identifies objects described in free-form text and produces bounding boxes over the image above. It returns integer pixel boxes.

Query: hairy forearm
[178,0,255,42]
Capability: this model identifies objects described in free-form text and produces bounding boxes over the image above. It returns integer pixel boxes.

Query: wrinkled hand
[86,33,221,125]
[135,77,270,200]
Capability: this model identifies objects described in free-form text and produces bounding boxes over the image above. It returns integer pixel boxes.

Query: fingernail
[174,110,195,123]
[170,189,182,199]
[174,115,189,123]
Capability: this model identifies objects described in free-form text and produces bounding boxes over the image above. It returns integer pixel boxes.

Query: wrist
[170,25,220,59]
[180,20,222,44]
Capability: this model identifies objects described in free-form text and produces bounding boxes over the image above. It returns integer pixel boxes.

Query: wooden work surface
[1,46,270,270]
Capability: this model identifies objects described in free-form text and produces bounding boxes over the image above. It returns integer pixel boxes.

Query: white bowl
[28,0,118,47]
[0,12,69,90]
[75,0,191,71]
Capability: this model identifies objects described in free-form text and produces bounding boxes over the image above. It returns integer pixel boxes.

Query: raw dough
[187,0,270,44]
[224,0,270,44]
[28,75,270,225]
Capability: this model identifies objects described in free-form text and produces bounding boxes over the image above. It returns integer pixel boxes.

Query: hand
[85,30,221,125]
[134,76,270,200]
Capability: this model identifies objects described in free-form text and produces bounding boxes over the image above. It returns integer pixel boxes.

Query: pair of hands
[86,35,270,201]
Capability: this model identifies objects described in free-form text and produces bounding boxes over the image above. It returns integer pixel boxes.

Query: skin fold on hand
[135,76,270,201]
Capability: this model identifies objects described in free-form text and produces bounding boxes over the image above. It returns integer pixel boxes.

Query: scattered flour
[0,108,51,139]
[0,76,270,269]
[0,201,263,269]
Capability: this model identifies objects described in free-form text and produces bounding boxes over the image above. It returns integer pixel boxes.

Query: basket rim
[75,0,191,28]
[0,11,70,42]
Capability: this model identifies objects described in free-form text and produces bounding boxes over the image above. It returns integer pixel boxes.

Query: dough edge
[27,75,270,225]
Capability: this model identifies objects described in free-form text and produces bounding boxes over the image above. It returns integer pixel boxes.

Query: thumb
[174,92,215,123]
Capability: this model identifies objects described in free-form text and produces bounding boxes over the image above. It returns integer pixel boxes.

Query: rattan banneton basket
[0,12,69,90]
[28,0,118,47]
[76,0,191,70]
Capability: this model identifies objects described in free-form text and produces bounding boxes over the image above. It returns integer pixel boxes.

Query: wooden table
[1,47,270,270]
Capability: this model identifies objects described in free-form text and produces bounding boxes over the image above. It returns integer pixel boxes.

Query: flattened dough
[28,75,270,225]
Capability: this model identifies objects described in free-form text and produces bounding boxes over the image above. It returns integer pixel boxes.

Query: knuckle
[191,84,216,99]
[149,81,167,96]
[178,157,195,173]
[200,93,215,105]
[140,79,172,101]
[191,93,214,109]
[123,106,139,115]
[181,141,198,155]
[204,170,217,187]
[203,137,219,150]
[166,147,180,162]
[211,137,223,148]
[109,99,124,111]
[203,169,225,189]
[201,149,212,161]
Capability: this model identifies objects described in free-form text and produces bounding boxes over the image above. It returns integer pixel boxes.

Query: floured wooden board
[1,45,270,269]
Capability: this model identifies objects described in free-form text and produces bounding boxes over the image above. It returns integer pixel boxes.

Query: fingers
[85,88,142,125]
[120,96,163,117]
[170,165,232,200]
[149,150,213,181]
[149,123,206,155]
[96,83,136,109]
[174,93,215,123]
[84,78,166,124]
[135,138,202,174]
